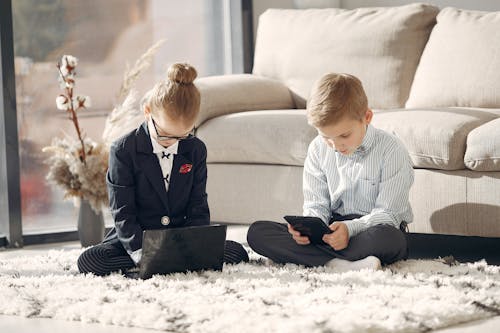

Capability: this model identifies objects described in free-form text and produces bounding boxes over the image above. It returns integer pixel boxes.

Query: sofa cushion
[253,3,439,109]
[371,108,499,170]
[406,7,500,108]
[196,74,295,127]
[465,117,500,171]
[197,110,317,166]
[198,108,498,170]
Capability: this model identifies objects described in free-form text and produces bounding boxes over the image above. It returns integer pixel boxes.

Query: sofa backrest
[406,7,500,108]
[252,3,439,109]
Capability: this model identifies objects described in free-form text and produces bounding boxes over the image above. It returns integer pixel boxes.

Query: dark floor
[407,233,500,265]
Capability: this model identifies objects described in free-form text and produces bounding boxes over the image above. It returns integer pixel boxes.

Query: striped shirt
[303,124,414,238]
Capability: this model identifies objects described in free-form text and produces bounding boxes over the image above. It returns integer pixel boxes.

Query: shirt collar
[355,124,375,155]
[148,121,179,155]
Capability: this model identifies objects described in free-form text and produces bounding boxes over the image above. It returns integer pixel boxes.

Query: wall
[252,0,500,53]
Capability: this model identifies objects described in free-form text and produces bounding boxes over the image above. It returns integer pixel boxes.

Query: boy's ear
[365,108,373,124]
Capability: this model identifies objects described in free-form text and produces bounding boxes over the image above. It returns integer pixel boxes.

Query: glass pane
[13,0,228,234]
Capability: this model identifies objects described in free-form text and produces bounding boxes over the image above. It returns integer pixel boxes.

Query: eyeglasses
[151,116,196,142]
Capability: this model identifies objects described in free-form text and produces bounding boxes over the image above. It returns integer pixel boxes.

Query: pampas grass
[103,39,165,147]
[102,89,144,147]
[43,137,108,213]
[117,39,166,101]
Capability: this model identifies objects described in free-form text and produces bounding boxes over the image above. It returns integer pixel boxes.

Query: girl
[78,63,248,276]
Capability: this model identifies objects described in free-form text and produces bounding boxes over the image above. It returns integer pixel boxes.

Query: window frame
[0,0,23,248]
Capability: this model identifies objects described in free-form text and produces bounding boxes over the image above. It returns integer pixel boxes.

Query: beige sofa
[195,3,500,238]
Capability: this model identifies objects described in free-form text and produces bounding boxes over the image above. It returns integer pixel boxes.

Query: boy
[247,73,413,271]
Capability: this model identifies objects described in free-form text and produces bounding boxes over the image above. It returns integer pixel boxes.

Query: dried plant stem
[69,98,86,164]
[57,65,86,164]
[103,40,166,146]
[117,39,166,100]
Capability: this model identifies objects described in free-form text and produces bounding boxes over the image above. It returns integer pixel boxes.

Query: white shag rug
[1,249,499,333]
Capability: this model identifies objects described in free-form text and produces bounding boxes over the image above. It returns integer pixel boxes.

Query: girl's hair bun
[167,63,197,85]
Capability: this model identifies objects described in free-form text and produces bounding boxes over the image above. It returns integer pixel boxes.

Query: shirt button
[161,216,170,226]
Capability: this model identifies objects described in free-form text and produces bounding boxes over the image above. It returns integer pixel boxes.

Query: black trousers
[78,240,248,276]
[247,214,408,267]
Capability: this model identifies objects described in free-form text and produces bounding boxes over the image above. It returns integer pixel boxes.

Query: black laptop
[139,224,227,279]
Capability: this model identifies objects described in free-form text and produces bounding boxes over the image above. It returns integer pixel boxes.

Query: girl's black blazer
[103,122,209,254]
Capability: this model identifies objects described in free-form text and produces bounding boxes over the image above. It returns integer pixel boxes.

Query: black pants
[247,214,408,267]
[78,240,248,276]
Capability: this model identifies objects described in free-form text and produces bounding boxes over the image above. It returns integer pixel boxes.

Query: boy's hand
[322,222,349,250]
[287,224,311,245]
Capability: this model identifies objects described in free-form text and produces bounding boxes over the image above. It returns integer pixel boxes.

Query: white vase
[77,198,105,247]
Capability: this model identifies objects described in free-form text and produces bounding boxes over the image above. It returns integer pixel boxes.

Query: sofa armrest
[195,74,296,126]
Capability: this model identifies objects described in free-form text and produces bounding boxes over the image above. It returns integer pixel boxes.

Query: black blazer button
[161,216,170,226]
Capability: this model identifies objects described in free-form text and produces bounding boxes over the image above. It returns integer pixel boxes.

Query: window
[11,0,244,235]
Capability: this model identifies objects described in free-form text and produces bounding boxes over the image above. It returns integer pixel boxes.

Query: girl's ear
[143,105,151,117]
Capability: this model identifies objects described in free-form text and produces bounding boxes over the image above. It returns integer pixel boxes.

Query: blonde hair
[307,73,368,127]
[143,62,200,123]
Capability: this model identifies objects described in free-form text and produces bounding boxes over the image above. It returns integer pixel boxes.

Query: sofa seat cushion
[253,3,439,109]
[465,117,500,171]
[371,108,499,170]
[406,7,500,108]
[197,110,317,166]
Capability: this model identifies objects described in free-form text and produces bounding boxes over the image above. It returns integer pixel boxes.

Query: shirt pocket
[357,178,379,209]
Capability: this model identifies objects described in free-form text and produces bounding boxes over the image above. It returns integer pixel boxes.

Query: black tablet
[284,215,332,244]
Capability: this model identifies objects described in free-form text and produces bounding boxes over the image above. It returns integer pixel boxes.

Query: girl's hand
[287,223,310,245]
[322,222,349,250]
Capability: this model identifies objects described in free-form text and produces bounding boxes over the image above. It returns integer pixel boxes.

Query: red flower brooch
[179,164,192,174]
